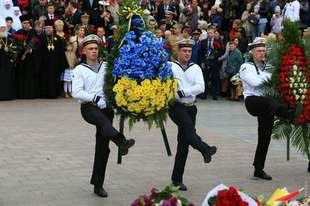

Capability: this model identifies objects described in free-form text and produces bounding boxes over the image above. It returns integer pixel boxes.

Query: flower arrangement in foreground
[264,20,310,170]
[202,184,309,206]
[203,184,256,206]
[131,185,195,206]
[111,29,176,127]
[208,187,249,206]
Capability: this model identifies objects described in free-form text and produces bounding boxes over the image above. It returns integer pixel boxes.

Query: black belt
[175,101,195,107]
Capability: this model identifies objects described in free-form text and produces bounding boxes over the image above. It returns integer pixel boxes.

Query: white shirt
[283,0,300,22]
[170,61,205,104]
[72,61,106,104]
[240,62,271,98]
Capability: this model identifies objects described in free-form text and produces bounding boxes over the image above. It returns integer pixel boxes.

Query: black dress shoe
[94,186,108,197]
[254,169,272,180]
[172,182,187,191]
[119,139,135,156]
[203,146,217,163]
[197,93,207,99]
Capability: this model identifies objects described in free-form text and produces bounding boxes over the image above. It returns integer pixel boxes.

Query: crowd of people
[1,0,309,198]
[0,0,309,101]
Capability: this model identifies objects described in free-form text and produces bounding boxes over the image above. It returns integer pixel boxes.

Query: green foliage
[290,124,310,159]
[304,36,310,64]
[272,120,292,140]
[153,184,190,205]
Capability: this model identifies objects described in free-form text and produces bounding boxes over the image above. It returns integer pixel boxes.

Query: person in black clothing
[72,34,135,198]
[39,19,68,98]
[169,39,217,191]
[0,20,15,100]
[15,15,39,99]
[240,38,303,180]
[197,26,224,100]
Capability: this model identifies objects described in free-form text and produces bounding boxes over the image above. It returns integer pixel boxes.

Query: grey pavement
[0,98,309,206]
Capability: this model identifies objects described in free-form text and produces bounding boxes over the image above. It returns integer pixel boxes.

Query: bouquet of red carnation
[208,187,249,206]
[213,41,222,50]
[64,9,73,25]
[202,184,258,206]
[18,0,29,7]
[13,33,27,51]
[208,40,222,60]
[14,34,27,42]
[88,27,97,34]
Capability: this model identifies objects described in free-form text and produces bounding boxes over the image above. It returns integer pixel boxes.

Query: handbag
[248,15,259,25]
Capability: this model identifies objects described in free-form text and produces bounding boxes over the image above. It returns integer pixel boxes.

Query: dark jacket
[250,0,270,19]
[197,38,224,69]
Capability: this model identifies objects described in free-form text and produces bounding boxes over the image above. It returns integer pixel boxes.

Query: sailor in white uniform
[240,37,302,180]
[169,39,217,191]
[72,34,135,198]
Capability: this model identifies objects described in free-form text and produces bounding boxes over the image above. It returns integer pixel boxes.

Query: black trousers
[202,66,220,97]
[245,96,291,170]
[80,103,118,188]
[169,103,210,183]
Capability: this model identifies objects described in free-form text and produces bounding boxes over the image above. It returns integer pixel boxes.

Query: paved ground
[0,98,309,206]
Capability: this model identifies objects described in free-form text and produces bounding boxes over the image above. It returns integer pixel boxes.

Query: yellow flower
[115,93,127,106]
[141,79,151,87]
[114,77,176,116]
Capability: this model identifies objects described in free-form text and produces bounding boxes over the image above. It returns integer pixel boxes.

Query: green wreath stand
[117,114,172,164]
[265,20,310,172]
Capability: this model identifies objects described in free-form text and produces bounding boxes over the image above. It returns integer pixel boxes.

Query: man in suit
[45,2,58,21]
[156,0,178,22]
[197,26,223,100]
[68,1,81,26]
[82,0,100,12]
[82,0,100,24]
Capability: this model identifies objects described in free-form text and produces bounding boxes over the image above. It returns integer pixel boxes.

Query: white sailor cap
[82,34,101,47]
[248,37,266,50]
[165,10,176,16]
[99,0,110,6]
[177,39,195,48]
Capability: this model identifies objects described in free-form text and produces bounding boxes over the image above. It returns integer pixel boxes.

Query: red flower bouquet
[18,0,29,7]
[13,34,27,41]
[213,41,222,50]
[208,187,249,206]
[202,184,258,206]
[275,44,310,124]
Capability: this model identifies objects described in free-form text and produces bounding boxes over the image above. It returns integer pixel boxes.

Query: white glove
[97,98,106,109]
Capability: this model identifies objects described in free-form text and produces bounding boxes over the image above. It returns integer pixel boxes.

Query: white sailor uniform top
[239,62,271,98]
[170,61,205,104]
[72,61,106,104]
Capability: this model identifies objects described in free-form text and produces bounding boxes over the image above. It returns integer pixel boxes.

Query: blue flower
[113,31,172,81]
[132,18,143,28]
